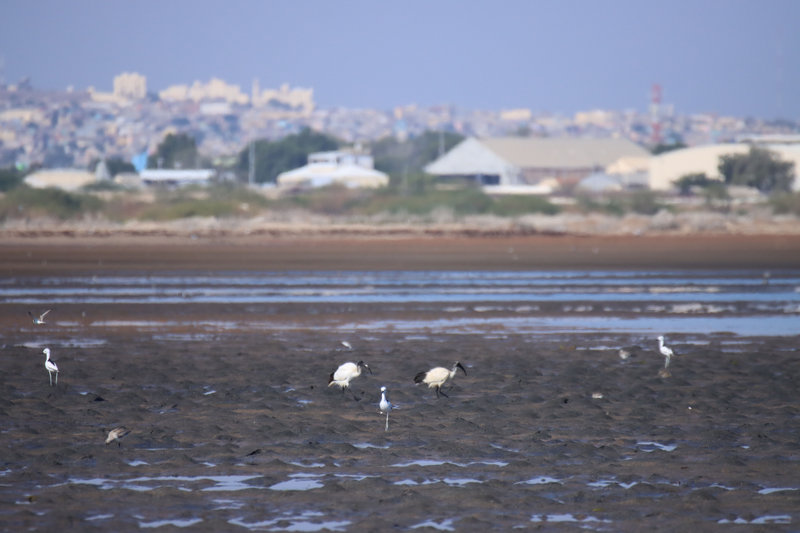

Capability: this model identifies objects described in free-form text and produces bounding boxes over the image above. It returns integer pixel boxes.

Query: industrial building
[424,137,650,194]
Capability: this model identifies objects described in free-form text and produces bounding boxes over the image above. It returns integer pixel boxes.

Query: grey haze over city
[1,0,798,119]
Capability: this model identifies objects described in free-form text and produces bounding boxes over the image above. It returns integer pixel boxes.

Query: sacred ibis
[328,360,372,400]
[414,361,466,398]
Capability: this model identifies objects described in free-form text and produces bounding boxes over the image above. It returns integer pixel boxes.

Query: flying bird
[340,341,353,350]
[328,360,372,400]
[379,386,393,431]
[28,309,51,325]
[105,426,131,447]
[414,361,466,398]
[43,347,59,386]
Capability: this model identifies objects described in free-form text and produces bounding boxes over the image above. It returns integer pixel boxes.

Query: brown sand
[1,234,799,531]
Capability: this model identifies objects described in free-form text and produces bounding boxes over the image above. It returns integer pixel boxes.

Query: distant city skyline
[1,0,798,120]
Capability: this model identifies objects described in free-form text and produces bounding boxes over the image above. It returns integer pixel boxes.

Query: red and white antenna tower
[650,83,662,146]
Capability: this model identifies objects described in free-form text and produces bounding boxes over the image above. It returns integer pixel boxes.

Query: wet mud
[2,326,799,531]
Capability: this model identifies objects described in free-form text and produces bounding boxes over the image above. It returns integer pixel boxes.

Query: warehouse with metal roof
[424,136,650,194]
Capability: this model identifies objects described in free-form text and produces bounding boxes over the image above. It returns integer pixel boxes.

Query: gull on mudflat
[414,361,467,399]
[340,341,353,351]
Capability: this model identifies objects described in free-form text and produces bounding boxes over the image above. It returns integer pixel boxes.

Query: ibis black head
[357,361,372,374]
[455,361,467,376]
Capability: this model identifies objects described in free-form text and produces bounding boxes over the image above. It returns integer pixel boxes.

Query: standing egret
[328,360,372,400]
[657,336,674,369]
[379,386,393,431]
[43,347,59,386]
[657,336,675,378]
[414,361,466,398]
[105,426,131,447]
[28,309,51,325]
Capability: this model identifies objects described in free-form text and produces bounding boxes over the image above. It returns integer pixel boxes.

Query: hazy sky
[1,0,798,119]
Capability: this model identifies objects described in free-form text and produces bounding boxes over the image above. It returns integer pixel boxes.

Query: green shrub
[488,195,560,216]
[0,186,103,220]
[770,192,800,215]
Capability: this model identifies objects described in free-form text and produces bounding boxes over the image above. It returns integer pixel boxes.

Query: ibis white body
[43,347,59,386]
[414,361,466,398]
[657,336,674,369]
[328,361,371,399]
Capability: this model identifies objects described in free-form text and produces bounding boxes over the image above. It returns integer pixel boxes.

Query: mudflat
[1,233,799,531]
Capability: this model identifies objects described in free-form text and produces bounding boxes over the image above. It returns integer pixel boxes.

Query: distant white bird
[328,360,372,399]
[105,426,131,446]
[43,347,58,386]
[379,386,393,431]
[28,309,51,325]
[657,335,674,369]
[618,349,631,360]
[414,361,466,399]
[340,341,353,350]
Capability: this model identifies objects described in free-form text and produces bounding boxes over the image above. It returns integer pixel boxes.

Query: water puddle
[391,460,508,468]
[718,515,792,525]
[269,474,324,491]
[230,511,350,531]
[394,478,482,487]
[530,513,611,524]
[352,442,390,449]
[20,338,107,349]
[86,513,114,521]
[139,518,203,528]
[517,476,562,485]
[758,486,799,495]
[411,518,456,531]
[635,441,677,452]
[63,474,262,492]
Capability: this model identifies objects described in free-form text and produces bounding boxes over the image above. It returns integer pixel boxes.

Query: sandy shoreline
[2,232,800,273]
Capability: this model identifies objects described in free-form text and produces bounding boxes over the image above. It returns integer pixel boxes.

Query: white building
[139,169,216,187]
[425,137,650,194]
[24,169,97,191]
[649,143,800,191]
[113,72,147,100]
[276,151,389,189]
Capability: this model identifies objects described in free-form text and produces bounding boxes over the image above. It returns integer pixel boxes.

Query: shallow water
[4,269,800,336]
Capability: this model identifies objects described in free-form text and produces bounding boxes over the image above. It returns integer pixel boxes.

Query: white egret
[414,361,466,399]
[43,347,59,386]
[328,360,372,400]
[657,336,674,369]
